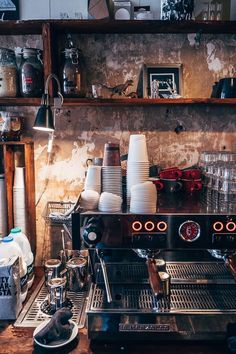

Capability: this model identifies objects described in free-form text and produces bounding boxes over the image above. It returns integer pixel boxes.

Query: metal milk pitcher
[66,257,87,291]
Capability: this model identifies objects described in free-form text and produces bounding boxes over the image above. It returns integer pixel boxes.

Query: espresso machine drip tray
[90,283,236,314]
[88,262,236,314]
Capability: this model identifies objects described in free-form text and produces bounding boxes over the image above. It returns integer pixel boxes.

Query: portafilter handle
[96,249,112,303]
[146,258,164,299]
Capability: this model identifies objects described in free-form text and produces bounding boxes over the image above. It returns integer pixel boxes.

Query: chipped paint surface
[1,34,236,263]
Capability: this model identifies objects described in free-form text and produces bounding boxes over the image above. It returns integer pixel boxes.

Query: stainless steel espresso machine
[72,194,236,343]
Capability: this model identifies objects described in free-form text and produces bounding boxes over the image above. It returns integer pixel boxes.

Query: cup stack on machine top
[130,181,157,214]
[84,165,101,194]
[102,143,122,198]
[126,134,149,204]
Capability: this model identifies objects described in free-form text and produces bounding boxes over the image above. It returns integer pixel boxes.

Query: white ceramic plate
[33,319,78,349]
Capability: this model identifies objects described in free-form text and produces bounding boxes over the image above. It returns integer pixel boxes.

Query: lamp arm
[45,73,62,95]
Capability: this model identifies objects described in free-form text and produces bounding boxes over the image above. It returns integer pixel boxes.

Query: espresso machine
[72,194,236,343]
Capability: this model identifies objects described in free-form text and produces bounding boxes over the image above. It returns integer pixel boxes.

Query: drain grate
[96,262,234,284]
[89,283,236,314]
[14,278,88,328]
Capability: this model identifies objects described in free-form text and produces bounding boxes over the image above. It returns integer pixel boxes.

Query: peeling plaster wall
[1,33,236,263]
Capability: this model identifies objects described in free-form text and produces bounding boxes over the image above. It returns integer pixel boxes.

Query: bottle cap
[2,236,13,243]
[10,227,21,234]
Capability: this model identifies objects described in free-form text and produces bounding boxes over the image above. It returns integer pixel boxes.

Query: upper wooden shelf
[0,97,236,107]
[0,19,235,35]
[57,98,236,106]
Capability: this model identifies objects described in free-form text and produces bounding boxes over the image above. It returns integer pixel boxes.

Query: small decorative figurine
[100,79,134,98]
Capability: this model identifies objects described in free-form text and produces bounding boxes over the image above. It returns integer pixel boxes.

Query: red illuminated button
[226,222,236,232]
[213,221,224,232]
[132,221,142,232]
[144,221,155,232]
[157,221,168,232]
[179,220,200,242]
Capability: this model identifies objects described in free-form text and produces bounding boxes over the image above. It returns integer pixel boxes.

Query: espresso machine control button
[179,220,201,242]
[82,219,103,246]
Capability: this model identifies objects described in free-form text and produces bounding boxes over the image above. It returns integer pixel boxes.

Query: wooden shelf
[63,97,236,106]
[52,19,236,34]
[0,98,41,106]
[0,140,33,145]
[0,97,235,107]
[0,19,235,35]
[0,20,43,35]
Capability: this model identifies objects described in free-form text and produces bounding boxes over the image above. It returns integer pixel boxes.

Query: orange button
[132,221,142,232]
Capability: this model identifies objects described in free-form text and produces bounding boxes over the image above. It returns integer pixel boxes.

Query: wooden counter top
[0,268,229,354]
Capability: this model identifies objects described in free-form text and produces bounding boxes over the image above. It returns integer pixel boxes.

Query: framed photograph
[0,0,19,20]
[143,64,183,99]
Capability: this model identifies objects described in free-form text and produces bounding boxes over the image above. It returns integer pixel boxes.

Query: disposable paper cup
[14,167,25,188]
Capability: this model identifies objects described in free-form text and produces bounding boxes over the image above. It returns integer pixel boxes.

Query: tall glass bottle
[61,47,86,97]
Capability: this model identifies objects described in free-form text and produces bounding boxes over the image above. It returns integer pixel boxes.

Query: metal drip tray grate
[15,278,88,328]
[96,262,235,284]
[89,283,236,314]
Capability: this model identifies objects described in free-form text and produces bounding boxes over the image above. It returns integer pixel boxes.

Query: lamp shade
[33,104,55,132]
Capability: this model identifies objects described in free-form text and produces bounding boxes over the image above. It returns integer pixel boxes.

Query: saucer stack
[80,190,100,210]
[84,166,101,193]
[102,143,122,198]
[126,134,149,204]
[13,167,27,234]
[130,181,157,213]
[0,174,7,236]
[98,192,122,212]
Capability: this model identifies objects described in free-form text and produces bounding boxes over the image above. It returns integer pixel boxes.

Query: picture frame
[0,0,19,20]
[143,64,183,99]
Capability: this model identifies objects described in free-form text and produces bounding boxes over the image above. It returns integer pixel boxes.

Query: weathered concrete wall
[1,33,236,263]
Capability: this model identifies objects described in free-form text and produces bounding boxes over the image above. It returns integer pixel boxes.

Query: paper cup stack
[102,143,122,198]
[13,167,27,234]
[130,181,157,213]
[80,190,100,210]
[98,192,122,212]
[0,174,8,236]
[84,165,101,193]
[127,134,150,204]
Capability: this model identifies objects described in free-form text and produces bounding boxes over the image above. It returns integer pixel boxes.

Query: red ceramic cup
[182,179,202,193]
[159,167,182,180]
[161,178,182,193]
[182,168,201,180]
[149,178,164,191]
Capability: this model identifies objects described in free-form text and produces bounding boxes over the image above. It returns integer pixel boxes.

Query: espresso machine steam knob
[83,218,103,246]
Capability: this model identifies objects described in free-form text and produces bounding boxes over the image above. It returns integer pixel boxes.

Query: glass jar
[0,111,23,141]
[19,48,44,97]
[61,47,86,97]
[0,48,18,98]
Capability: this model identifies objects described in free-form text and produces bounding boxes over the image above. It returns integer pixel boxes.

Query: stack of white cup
[126,134,150,204]
[98,192,122,212]
[84,166,101,193]
[130,181,157,213]
[0,174,7,236]
[13,167,27,234]
[80,190,100,210]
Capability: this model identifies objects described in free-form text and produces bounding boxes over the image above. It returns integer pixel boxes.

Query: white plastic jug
[9,227,34,289]
[0,236,28,303]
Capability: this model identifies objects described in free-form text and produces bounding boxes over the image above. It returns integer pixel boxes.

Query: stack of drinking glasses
[199,150,236,206]
[126,134,149,204]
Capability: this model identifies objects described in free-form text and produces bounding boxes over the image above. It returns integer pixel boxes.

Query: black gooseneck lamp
[33,73,63,132]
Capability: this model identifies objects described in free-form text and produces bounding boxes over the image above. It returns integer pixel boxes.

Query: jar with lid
[61,47,86,97]
[0,48,18,98]
[0,111,23,141]
[19,48,44,97]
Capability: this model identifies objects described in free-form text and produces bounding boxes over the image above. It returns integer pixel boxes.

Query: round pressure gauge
[179,220,201,242]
